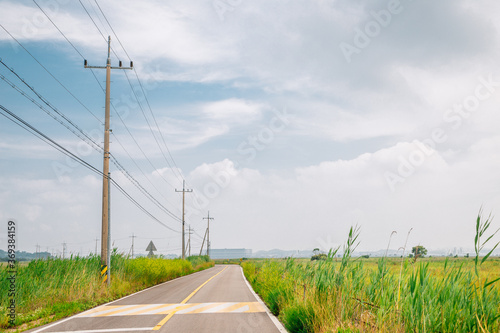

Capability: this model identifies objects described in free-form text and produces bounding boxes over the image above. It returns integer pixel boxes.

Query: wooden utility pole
[176,180,192,259]
[187,225,193,257]
[85,36,133,281]
[129,233,137,259]
[203,211,214,257]
[199,228,207,256]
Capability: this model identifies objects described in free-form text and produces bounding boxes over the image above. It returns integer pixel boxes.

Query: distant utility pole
[175,180,192,259]
[84,36,133,274]
[203,212,214,257]
[62,242,67,259]
[187,226,193,257]
[199,228,207,256]
[130,233,137,259]
[95,238,99,256]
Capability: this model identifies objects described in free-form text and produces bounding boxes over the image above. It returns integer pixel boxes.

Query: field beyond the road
[242,255,500,333]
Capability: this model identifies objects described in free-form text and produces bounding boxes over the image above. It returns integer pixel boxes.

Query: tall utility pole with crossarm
[84,36,133,283]
[176,180,193,259]
[203,211,214,257]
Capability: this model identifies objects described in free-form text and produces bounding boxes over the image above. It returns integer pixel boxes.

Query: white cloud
[180,139,500,252]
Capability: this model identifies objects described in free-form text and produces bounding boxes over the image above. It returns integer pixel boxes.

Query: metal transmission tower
[84,36,133,280]
[175,180,192,259]
[203,211,214,257]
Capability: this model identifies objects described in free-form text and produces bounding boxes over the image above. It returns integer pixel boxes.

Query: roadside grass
[0,254,214,331]
[242,213,500,333]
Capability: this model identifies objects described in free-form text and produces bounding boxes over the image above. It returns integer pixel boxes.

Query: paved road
[26,265,285,333]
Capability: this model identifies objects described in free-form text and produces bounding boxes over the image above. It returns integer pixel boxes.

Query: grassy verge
[0,254,214,331]
[242,214,500,332]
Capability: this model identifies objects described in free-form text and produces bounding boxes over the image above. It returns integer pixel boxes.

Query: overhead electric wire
[25,2,197,234]
[78,0,107,42]
[28,1,180,213]
[110,154,181,221]
[77,0,202,228]
[91,0,184,184]
[0,104,180,233]
[93,0,131,60]
[32,0,107,99]
[0,60,103,153]
[0,104,102,175]
[0,66,181,222]
[0,72,103,153]
[121,70,179,185]
[77,0,184,190]
[0,23,103,125]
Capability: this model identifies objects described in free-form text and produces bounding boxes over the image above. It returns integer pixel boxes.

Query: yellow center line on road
[152,266,228,331]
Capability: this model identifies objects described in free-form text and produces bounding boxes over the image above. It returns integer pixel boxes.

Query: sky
[1,0,500,257]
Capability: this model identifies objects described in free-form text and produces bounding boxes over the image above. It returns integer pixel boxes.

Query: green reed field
[0,254,213,331]
[242,213,500,333]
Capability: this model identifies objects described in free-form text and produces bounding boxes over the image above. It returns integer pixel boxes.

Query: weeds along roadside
[0,254,214,330]
[242,212,500,333]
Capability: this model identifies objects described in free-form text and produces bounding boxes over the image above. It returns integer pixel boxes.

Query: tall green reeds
[243,212,500,332]
[0,254,214,330]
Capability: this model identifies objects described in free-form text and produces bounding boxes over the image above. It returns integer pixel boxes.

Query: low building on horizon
[210,248,252,259]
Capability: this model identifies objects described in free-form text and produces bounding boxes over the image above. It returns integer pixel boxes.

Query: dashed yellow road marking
[99,304,145,317]
[127,303,176,316]
[182,302,225,314]
[76,305,121,317]
[78,302,265,317]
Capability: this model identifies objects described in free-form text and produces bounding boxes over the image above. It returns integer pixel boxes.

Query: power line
[29,0,181,215]
[0,66,181,223]
[0,23,103,125]
[14,2,187,234]
[78,0,107,42]
[0,104,180,233]
[32,0,84,58]
[78,0,183,189]
[93,0,131,60]
[89,0,184,184]
[110,154,180,221]
[0,104,102,175]
[0,60,103,153]
[32,0,107,97]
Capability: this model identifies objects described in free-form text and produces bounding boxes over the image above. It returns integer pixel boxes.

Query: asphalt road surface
[26,265,286,333]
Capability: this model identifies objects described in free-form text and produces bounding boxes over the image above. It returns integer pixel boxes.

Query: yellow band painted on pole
[152,266,228,330]
[101,265,108,276]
